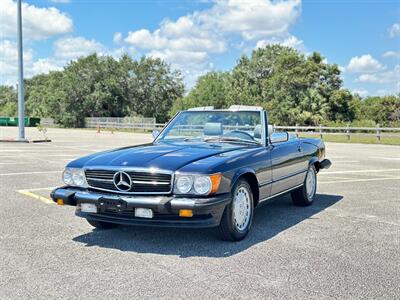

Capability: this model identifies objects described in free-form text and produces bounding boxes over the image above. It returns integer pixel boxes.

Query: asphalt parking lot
[0,127,399,299]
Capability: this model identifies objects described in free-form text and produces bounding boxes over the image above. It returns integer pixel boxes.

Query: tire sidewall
[226,179,254,239]
[303,165,317,203]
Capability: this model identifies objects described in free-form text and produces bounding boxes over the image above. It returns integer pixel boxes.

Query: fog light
[56,199,64,205]
[179,209,193,217]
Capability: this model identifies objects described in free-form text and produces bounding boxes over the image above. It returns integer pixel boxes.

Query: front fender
[230,167,257,189]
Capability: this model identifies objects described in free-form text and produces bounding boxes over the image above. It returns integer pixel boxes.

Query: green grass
[298,133,400,146]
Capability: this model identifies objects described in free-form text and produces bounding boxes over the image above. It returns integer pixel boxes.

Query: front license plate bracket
[98,198,127,212]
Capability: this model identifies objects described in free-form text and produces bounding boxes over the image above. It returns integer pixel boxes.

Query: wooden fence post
[319,125,323,139]
[376,124,381,141]
[295,124,299,137]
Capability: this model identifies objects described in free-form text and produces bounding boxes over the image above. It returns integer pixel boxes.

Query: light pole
[17,0,25,140]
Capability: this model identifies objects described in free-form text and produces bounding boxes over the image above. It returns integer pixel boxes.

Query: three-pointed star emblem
[113,171,132,191]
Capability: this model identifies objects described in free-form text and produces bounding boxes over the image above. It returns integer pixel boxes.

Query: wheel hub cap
[233,187,251,231]
[306,168,316,199]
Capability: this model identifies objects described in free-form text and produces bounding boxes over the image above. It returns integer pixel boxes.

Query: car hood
[68,142,250,171]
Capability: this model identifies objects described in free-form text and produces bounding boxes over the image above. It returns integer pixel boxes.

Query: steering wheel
[224,130,255,141]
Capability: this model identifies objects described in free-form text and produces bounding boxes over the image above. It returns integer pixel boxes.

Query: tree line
[0,54,184,127]
[0,45,399,127]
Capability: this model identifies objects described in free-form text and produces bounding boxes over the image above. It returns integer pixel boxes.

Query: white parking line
[21,186,56,191]
[0,162,29,165]
[325,168,400,175]
[371,157,400,161]
[320,177,400,184]
[319,175,356,181]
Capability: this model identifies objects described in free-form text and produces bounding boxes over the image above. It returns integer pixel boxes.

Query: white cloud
[30,58,62,75]
[382,51,400,59]
[0,0,73,40]
[0,35,135,85]
[338,65,346,73]
[0,39,33,63]
[389,23,400,38]
[113,32,123,44]
[202,0,301,40]
[160,16,198,37]
[125,29,168,50]
[346,54,385,73]
[352,89,369,97]
[125,25,225,54]
[124,15,224,88]
[355,74,379,83]
[256,35,304,50]
[148,49,212,88]
[122,0,301,87]
[0,39,62,84]
[0,39,33,77]
[106,46,136,59]
[355,65,400,84]
[149,49,208,65]
[54,37,105,59]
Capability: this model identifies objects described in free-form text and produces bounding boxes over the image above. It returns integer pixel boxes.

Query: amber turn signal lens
[56,199,64,205]
[179,209,193,217]
[210,173,222,194]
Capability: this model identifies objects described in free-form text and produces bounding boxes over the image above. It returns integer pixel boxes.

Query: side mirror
[152,130,160,139]
[270,132,289,144]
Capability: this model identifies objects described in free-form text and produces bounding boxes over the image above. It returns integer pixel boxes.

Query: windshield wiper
[182,137,202,142]
[202,136,260,145]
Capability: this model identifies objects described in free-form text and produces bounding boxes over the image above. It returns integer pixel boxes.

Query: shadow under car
[72,193,342,258]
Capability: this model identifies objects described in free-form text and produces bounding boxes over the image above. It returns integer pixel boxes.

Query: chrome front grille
[85,169,173,194]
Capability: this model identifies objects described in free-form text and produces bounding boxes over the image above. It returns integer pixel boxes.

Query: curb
[0,139,52,143]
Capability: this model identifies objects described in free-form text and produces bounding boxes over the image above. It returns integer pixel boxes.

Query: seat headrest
[254,125,262,139]
[204,122,223,136]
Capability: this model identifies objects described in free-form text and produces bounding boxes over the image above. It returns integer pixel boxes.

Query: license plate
[81,203,97,213]
[135,208,153,218]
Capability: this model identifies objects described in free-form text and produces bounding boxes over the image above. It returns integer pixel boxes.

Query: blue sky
[1,0,399,97]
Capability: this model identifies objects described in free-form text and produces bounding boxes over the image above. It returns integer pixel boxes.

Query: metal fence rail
[39,117,400,141]
[274,125,400,141]
[85,117,156,130]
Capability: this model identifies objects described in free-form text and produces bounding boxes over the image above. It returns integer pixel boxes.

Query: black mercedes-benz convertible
[51,105,331,241]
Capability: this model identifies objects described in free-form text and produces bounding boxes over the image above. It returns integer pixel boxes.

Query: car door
[270,136,308,195]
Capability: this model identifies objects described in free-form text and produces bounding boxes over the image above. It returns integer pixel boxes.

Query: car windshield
[157,110,263,145]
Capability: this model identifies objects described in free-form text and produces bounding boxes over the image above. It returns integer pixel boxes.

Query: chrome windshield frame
[154,109,266,146]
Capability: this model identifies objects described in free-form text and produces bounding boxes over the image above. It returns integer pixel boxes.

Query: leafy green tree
[22,53,184,127]
[128,57,184,122]
[358,95,400,126]
[326,89,356,122]
[25,71,66,118]
[174,45,355,126]
[226,45,347,125]
[170,72,230,116]
[0,85,17,116]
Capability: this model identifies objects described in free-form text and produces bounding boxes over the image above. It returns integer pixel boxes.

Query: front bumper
[50,187,231,228]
